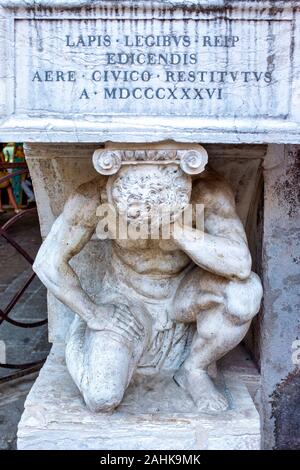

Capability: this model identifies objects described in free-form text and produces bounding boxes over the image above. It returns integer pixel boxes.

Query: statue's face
[106,164,191,231]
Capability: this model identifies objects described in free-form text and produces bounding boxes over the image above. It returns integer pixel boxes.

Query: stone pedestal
[17,344,260,450]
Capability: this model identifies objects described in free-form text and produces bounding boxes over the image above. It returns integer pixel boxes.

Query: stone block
[17,344,260,450]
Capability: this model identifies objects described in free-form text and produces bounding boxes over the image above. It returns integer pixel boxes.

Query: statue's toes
[196,393,228,413]
[212,394,228,412]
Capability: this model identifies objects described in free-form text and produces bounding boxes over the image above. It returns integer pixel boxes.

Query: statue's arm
[33,178,105,324]
[173,172,252,280]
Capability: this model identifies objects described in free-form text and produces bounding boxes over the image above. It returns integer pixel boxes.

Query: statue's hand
[169,218,185,245]
[87,303,145,343]
[157,219,185,253]
[170,219,202,246]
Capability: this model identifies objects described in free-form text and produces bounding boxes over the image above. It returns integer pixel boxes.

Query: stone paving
[0,210,50,449]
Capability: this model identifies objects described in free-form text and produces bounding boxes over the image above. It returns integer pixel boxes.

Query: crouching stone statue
[33,143,262,414]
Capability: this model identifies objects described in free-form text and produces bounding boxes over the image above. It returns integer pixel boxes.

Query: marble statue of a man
[33,143,262,414]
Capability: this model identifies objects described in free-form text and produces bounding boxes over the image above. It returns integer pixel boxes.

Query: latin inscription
[31,34,271,102]
[14,18,289,117]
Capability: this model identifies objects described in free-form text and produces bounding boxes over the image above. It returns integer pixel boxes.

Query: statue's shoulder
[75,175,106,201]
[63,176,106,227]
[191,168,235,209]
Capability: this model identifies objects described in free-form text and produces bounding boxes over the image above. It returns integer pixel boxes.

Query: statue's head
[106,164,191,228]
[93,143,208,232]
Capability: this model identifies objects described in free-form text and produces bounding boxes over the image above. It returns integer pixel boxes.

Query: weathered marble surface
[260,145,300,449]
[29,142,262,418]
[19,142,300,450]
[17,343,260,450]
[1,1,300,142]
[24,142,266,344]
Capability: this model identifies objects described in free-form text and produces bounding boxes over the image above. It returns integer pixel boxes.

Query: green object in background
[12,156,23,205]
[2,143,14,163]
[2,143,26,205]
[13,144,26,205]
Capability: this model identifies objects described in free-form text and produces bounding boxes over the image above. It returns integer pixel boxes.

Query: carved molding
[92,146,208,175]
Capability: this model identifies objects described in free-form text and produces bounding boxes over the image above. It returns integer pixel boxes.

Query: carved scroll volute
[92,149,122,175]
[92,145,208,175]
[178,147,208,175]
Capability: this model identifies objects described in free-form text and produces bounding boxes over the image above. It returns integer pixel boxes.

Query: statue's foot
[174,366,228,413]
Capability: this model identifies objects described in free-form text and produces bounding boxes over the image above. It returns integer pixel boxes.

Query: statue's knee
[83,383,123,413]
[225,272,263,324]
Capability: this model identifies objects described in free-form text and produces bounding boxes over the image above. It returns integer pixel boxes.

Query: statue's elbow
[32,256,47,280]
[33,250,54,281]
[32,256,42,276]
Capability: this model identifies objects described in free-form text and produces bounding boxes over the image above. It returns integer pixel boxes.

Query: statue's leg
[171,268,263,412]
[65,314,86,390]
[65,312,147,413]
